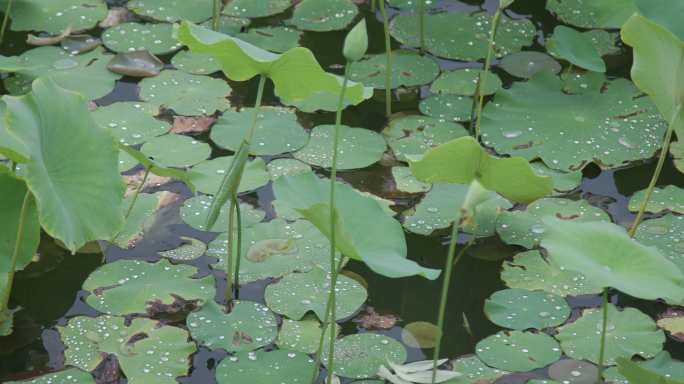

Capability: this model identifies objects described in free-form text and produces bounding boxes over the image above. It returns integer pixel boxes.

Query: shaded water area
[2,0,684,383]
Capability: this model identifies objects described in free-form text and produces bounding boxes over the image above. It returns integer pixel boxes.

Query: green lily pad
[448,355,508,384]
[499,51,562,79]
[392,166,430,194]
[480,71,666,171]
[531,162,582,195]
[419,94,473,122]
[389,11,536,61]
[211,107,308,156]
[585,29,621,56]
[547,359,599,384]
[322,333,407,379]
[288,0,358,32]
[634,351,684,382]
[401,321,440,349]
[293,124,386,170]
[560,70,607,94]
[216,349,314,384]
[222,0,293,18]
[171,50,222,75]
[267,158,312,180]
[180,195,265,232]
[635,214,684,273]
[189,156,270,194]
[5,368,95,384]
[139,70,232,116]
[0,46,120,100]
[617,354,684,384]
[159,237,207,261]
[6,0,107,34]
[92,102,169,145]
[82,259,215,315]
[556,304,664,365]
[119,149,139,172]
[238,26,302,53]
[199,15,251,35]
[430,68,502,96]
[497,198,609,249]
[484,288,570,330]
[629,186,684,214]
[277,315,339,354]
[187,300,277,352]
[264,266,367,321]
[349,50,439,89]
[658,309,684,342]
[128,0,213,22]
[546,26,606,72]
[102,22,182,55]
[383,115,469,162]
[140,134,211,168]
[546,0,637,29]
[501,250,602,297]
[476,330,562,372]
[114,192,162,249]
[58,315,195,382]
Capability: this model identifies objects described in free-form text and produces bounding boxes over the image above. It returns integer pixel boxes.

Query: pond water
[2,0,684,383]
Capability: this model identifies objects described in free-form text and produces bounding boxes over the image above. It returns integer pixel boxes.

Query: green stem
[474,6,503,138]
[418,0,425,54]
[628,104,682,237]
[378,0,392,117]
[233,195,242,300]
[0,0,13,46]
[596,288,609,384]
[0,190,31,317]
[225,199,236,308]
[212,0,220,31]
[124,167,150,219]
[371,0,376,12]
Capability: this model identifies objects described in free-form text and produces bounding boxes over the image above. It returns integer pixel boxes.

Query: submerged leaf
[107,51,164,77]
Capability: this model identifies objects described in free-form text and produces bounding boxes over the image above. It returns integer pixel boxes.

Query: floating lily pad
[484,288,570,330]
[430,68,502,96]
[6,368,95,384]
[82,259,215,315]
[92,102,169,145]
[288,0,358,32]
[449,355,508,384]
[560,70,607,94]
[548,359,599,384]
[293,124,386,170]
[497,198,609,249]
[58,315,195,382]
[501,250,602,297]
[188,300,277,352]
[546,26,606,72]
[546,0,637,29]
[238,26,302,53]
[383,115,469,162]
[216,349,314,384]
[499,51,562,79]
[140,134,211,168]
[531,162,582,195]
[222,0,293,18]
[61,34,102,54]
[635,214,684,273]
[476,330,562,372]
[267,158,312,180]
[276,315,338,354]
[6,0,107,34]
[480,71,666,171]
[585,29,621,56]
[629,186,684,214]
[199,15,251,35]
[392,166,430,194]
[633,351,684,382]
[401,321,440,349]
[139,70,232,115]
[189,156,270,194]
[159,237,207,261]
[107,51,164,77]
[349,50,440,89]
[128,0,213,22]
[0,46,120,100]
[322,333,407,379]
[657,309,684,342]
[171,50,222,75]
[114,192,162,249]
[419,94,472,122]
[211,107,308,156]
[389,11,536,61]
[102,22,182,55]
[264,267,367,321]
[556,304,665,365]
[180,195,265,232]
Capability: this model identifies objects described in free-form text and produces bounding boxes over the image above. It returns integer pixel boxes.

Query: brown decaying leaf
[27,27,72,46]
[170,116,216,134]
[354,306,400,330]
[123,170,173,197]
[99,7,134,28]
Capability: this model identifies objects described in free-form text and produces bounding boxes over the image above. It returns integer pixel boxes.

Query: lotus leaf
[238,26,302,53]
[322,333,407,379]
[389,11,536,61]
[211,107,308,156]
[171,50,221,75]
[102,22,182,55]
[629,186,684,214]
[0,170,39,274]
[657,309,684,342]
[480,71,666,171]
[430,68,502,96]
[276,315,339,354]
[475,330,562,372]
[293,124,386,170]
[349,50,440,89]
[484,288,570,330]
[401,321,440,349]
[392,166,430,194]
[499,51,561,79]
[141,134,211,168]
[383,115,469,162]
[4,0,107,34]
[128,0,213,22]
[531,163,582,195]
[5,368,95,384]
[547,359,599,384]
[189,156,270,194]
[199,15,250,35]
[584,29,621,56]
[546,0,637,29]
[180,195,265,232]
[556,304,664,365]
[58,315,195,383]
[634,0,684,41]
[617,356,684,384]
[288,0,358,32]
[635,214,684,273]
[139,70,232,116]
[222,0,293,18]
[216,349,314,384]
[119,149,139,172]
[82,259,215,315]
[264,266,367,321]
[546,26,606,72]
[267,158,311,180]
[159,237,207,261]
[114,192,163,249]
[448,355,508,384]
[561,70,607,94]
[419,94,472,122]
[107,51,164,77]
[61,35,102,54]
[92,102,169,145]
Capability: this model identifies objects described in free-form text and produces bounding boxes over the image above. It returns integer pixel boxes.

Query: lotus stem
[233,194,242,299]
[378,0,392,117]
[212,0,220,31]
[0,0,13,46]
[474,6,504,139]
[628,104,682,237]
[596,288,609,384]
[124,167,151,219]
[225,199,236,308]
[0,190,31,318]
[371,0,376,12]
[418,0,425,54]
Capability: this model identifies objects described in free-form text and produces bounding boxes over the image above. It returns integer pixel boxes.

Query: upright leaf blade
[0,169,39,273]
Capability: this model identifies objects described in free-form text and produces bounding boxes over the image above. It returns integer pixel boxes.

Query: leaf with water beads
[635,214,684,274]
[419,94,473,122]
[546,26,606,73]
[267,158,312,180]
[383,115,469,162]
[556,304,664,365]
[546,0,637,29]
[5,0,107,34]
[171,50,221,75]
[114,192,163,249]
[139,70,232,116]
[484,288,570,330]
[140,134,211,168]
[5,368,95,384]
[349,50,440,90]
[561,70,607,95]
[276,315,340,354]
[547,359,599,384]
[475,330,562,372]
[58,315,195,382]
[92,102,169,146]
[189,156,270,195]
[102,22,182,55]
[82,259,215,316]
[264,266,367,321]
[222,0,293,18]
[159,237,207,261]
[216,349,314,384]
[448,355,508,384]
[287,0,358,32]
[629,186,684,215]
[322,333,407,379]
[238,26,302,53]
[530,163,582,195]
[180,195,265,232]
[128,0,214,22]
[392,166,430,194]
[430,68,502,96]
[499,51,562,79]
[187,300,277,352]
